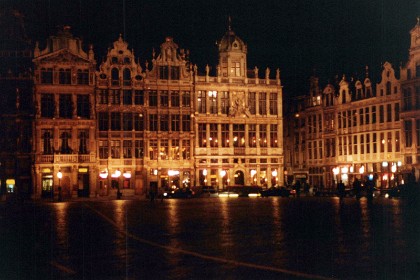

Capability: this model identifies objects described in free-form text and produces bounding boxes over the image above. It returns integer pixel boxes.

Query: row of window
[40,94,90,118]
[98,139,191,160]
[98,90,191,107]
[97,113,191,132]
[301,102,401,133]
[307,131,401,160]
[42,130,89,154]
[197,91,279,115]
[40,68,89,85]
[197,123,279,148]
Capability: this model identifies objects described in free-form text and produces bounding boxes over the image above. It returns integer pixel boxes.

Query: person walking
[337,180,345,200]
[353,178,362,200]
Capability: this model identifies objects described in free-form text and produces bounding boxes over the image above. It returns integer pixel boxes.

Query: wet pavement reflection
[1,196,419,279]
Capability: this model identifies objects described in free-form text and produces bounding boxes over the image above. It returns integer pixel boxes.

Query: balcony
[37,153,96,164]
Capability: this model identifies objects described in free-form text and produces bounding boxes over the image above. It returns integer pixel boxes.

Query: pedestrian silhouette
[337,180,345,200]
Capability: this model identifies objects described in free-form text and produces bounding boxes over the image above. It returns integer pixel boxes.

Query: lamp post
[57,170,62,201]
[112,169,122,199]
[220,170,226,191]
[272,169,278,188]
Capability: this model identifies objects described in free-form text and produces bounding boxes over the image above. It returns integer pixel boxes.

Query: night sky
[3,0,420,95]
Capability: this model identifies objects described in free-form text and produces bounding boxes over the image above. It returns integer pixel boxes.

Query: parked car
[192,186,218,198]
[260,186,290,197]
[163,187,193,199]
[384,183,420,199]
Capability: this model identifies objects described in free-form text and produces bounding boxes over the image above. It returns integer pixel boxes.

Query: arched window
[123,68,131,86]
[111,68,119,86]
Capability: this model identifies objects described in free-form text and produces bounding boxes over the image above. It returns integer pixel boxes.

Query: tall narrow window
[123,90,132,105]
[209,91,218,114]
[380,132,385,152]
[123,113,133,131]
[209,124,218,147]
[366,134,370,154]
[386,104,392,122]
[233,124,245,147]
[248,92,256,114]
[269,93,278,115]
[79,130,88,154]
[111,68,119,86]
[379,105,384,123]
[99,140,108,159]
[220,91,229,114]
[42,130,53,154]
[41,94,54,118]
[149,91,157,107]
[160,139,169,160]
[134,90,144,105]
[198,91,206,113]
[77,95,90,119]
[405,121,413,147]
[111,112,121,131]
[99,90,108,104]
[134,140,144,158]
[182,114,190,132]
[372,106,376,124]
[149,114,158,131]
[395,103,400,121]
[249,124,257,147]
[353,135,358,155]
[387,132,392,152]
[259,92,267,115]
[396,131,400,152]
[360,135,364,154]
[160,91,169,107]
[98,112,109,131]
[171,139,180,160]
[182,140,190,159]
[123,140,132,158]
[59,94,72,119]
[171,114,180,131]
[134,114,144,131]
[198,124,206,147]
[60,131,72,154]
[171,91,179,107]
[159,66,168,79]
[373,133,377,153]
[110,140,121,158]
[259,124,267,147]
[123,68,131,86]
[170,66,180,80]
[149,140,157,159]
[160,114,169,131]
[182,91,190,107]
[270,124,278,147]
[221,124,229,147]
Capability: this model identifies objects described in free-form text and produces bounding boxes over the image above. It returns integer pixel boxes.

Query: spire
[228,16,232,31]
[365,65,369,78]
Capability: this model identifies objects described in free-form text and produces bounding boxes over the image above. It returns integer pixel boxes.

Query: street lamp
[272,169,278,187]
[112,169,122,199]
[220,170,226,191]
[57,170,63,201]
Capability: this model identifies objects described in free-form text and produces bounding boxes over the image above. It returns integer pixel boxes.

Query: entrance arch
[234,170,245,185]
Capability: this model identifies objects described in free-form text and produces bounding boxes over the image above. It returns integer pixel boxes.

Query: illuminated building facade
[95,27,283,197]
[284,19,420,189]
[32,26,97,198]
[30,23,282,198]
[399,18,420,184]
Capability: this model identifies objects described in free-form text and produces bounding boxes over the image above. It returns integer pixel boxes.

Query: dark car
[384,183,420,199]
[260,186,290,197]
[163,187,193,199]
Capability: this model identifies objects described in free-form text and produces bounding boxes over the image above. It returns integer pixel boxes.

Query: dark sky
[3,0,420,95]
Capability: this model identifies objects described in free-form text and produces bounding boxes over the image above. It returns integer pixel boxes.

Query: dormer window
[230,62,240,77]
[111,57,118,64]
[111,68,119,86]
[124,57,131,64]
